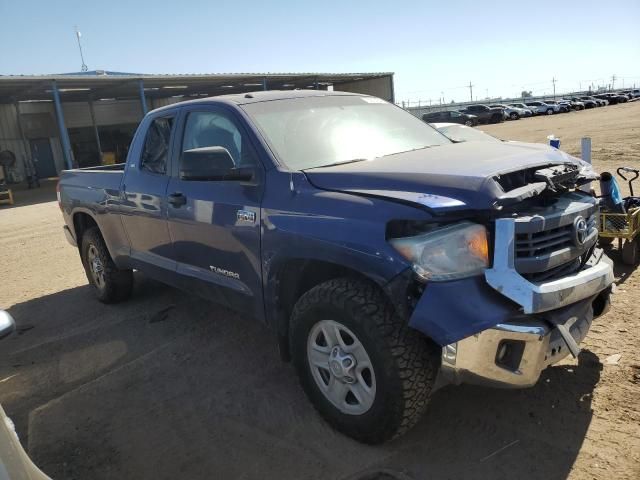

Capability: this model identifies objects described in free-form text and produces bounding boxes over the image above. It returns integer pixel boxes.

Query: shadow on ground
[0,179,57,210]
[0,276,601,480]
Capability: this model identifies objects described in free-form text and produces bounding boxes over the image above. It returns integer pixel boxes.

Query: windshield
[435,124,501,143]
[241,95,451,170]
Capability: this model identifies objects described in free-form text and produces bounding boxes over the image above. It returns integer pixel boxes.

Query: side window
[450,111,461,118]
[181,111,256,167]
[140,116,174,174]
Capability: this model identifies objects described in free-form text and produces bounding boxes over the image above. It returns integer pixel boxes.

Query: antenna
[74,26,88,72]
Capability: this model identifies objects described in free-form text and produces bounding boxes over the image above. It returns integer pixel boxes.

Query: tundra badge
[209,266,240,280]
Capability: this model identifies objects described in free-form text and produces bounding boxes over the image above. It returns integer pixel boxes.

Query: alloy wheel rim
[307,320,376,415]
[87,245,105,288]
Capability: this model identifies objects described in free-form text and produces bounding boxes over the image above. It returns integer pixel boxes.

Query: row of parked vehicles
[422,89,640,125]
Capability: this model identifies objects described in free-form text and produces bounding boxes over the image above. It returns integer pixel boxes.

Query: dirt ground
[0,103,639,480]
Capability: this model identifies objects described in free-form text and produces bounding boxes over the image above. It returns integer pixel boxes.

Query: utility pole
[74,26,88,72]
[552,77,557,98]
[611,74,616,91]
[468,81,474,102]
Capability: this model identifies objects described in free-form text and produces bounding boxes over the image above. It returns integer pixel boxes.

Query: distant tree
[521,90,533,98]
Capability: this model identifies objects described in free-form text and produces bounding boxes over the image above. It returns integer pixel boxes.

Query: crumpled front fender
[407,276,520,346]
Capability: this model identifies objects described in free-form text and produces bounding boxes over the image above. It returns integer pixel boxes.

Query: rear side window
[140,116,174,174]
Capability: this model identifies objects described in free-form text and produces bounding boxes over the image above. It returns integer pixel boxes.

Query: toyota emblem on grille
[573,216,589,246]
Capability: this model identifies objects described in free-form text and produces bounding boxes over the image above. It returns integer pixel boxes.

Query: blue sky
[1,0,639,103]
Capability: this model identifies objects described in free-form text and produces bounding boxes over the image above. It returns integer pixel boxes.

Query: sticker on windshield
[361,97,387,104]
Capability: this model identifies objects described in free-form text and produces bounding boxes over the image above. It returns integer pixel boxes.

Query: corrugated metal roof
[0,71,393,103]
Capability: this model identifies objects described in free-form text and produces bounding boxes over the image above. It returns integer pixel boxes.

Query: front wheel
[509,112,519,120]
[81,227,133,303]
[464,120,473,126]
[290,278,438,444]
[546,109,554,115]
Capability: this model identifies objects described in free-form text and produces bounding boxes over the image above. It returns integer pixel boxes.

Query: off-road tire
[81,227,133,303]
[290,277,439,444]
[621,239,639,266]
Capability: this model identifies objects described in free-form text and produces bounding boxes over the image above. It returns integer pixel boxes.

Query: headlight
[389,221,489,281]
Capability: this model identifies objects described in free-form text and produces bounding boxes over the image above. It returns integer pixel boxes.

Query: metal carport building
[0,71,394,182]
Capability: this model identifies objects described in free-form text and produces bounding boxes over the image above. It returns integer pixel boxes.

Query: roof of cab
[151,90,364,114]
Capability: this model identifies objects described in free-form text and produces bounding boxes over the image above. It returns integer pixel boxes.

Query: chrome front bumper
[439,290,609,388]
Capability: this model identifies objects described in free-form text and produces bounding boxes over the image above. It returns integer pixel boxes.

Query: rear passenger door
[166,105,265,320]
[120,113,177,281]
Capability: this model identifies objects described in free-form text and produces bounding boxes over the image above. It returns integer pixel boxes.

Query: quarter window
[140,116,174,174]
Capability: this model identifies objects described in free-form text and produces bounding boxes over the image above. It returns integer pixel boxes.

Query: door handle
[168,192,186,207]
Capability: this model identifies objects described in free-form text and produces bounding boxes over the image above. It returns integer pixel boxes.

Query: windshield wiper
[303,158,370,170]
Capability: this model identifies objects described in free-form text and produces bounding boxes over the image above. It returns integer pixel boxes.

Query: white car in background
[429,122,502,143]
[489,104,532,120]
[525,101,561,115]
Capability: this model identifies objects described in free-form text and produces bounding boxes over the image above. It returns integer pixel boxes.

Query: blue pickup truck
[58,90,614,444]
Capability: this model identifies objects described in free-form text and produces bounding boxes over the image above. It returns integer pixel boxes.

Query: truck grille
[509,192,598,281]
[515,215,597,258]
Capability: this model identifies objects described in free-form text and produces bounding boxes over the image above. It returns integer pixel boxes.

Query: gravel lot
[1,102,639,480]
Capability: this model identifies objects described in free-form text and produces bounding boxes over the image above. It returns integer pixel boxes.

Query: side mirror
[180,146,254,182]
[0,310,16,340]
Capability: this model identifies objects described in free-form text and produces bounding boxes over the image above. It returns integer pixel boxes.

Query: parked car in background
[595,93,626,105]
[57,90,613,443]
[459,104,504,123]
[561,98,585,110]
[543,100,570,113]
[489,104,531,120]
[509,102,537,114]
[422,110,479,126]
[572,97,597,109]
[525,101,560,115]
[581,96,606,107]
[631,89,640,98]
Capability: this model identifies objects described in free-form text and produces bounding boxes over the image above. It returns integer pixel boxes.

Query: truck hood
[303,141,582,211]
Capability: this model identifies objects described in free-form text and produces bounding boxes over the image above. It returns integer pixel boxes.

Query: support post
[138,79,148,116]
[581,137,592,164]
[88,96,103,164]
[262,77,268,91]
[51,80,73,170]
[580,137,592,193]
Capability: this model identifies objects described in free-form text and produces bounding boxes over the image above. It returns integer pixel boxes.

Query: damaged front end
[387,162,614,389]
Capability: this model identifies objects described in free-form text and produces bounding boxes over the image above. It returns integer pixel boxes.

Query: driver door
[166,106,265,320]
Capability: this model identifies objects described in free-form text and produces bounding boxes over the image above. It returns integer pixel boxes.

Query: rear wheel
[509,112,519,120]
[621,239,639,265]
[546,109,554,115]
[290,278,438,444]
[464,120,473,126]
[81,227,133,303]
